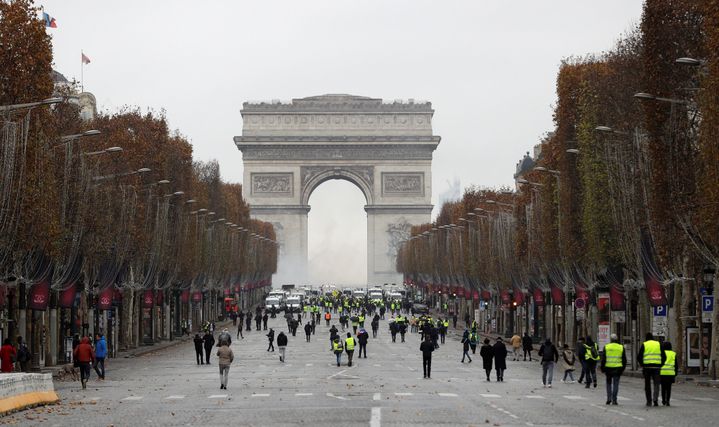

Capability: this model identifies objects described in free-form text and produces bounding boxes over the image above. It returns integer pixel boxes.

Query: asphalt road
[6,313,719,426]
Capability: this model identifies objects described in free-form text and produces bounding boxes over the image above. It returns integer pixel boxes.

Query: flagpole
[81,50,84,92]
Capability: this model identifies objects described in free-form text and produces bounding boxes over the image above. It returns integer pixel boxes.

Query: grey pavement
[6,313,719,426]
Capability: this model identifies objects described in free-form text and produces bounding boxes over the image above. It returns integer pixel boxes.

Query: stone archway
[235,94,441,285]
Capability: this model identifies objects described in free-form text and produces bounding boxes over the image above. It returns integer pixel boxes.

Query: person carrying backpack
[583,336,600,388]
[538,338,559,388]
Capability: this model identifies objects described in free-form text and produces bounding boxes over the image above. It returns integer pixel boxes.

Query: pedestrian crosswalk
[101,391,718,404]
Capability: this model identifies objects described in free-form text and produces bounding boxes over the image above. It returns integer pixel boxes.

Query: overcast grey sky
[42,0,644,285]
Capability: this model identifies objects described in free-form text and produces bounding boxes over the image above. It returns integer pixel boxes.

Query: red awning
[533,288,546,306]
[59,283,77,308]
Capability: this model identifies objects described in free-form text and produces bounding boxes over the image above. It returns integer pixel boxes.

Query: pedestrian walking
[371,315,379,338]
[539,338,559,387]
[332,337,343,366]
[216,341,234,389]
[452,313,458,329]
[420,334,434,379]
[583,336,600,389]
[266,328,275,352]
[357,328,369,358]
[600,334,626,405]
[237,318,244,339]
[93,334,107,380]
[73,336,95,389]
[638,332,665,407]
[304,322,312,342]
[576,336,587,383]
[262,311,269,330]
[469,330,478,354]
[277,331,288,362]
[325,311,331,326]
[660,341,676,406]
[329,324,339,350]
[0,338,16,373]
[194,334,204,365]
[245,313,252,331]
[218,328,232,347]
[493,337,507,381]
[480,338,494,381]
[15,336,30,373]
[522,332,533,361]
[203,331,215,364]
[510,334,521,361]
[560,344,576,383]
[344,332,356,367]
[256,312,262,331]
[390,320,398,343]
[461,330,472,363]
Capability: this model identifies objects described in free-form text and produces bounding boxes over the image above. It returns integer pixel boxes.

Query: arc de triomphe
[234,94,440,285]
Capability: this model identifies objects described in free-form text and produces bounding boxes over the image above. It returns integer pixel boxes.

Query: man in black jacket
[357,329,369,358]
[522,332,533,361]
[420,335,435,379]
[538,338,559,387]
[203,332,215,364]
[637,332,666,406]
[266,328,275,352]
[277,331,288,362]
[304,322,312,342]
[493,337,508,382]
[194,334,204,365]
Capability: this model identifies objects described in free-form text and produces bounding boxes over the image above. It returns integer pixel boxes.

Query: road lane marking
[692,397,716,401]
[394,392,413,396]
[166,395,185,400]
[632,416,645,421]
[295,393,313,396]
[208,395,227,399]
[305,363,313,367]
[563,395,585,400]
[252,393,270,397]
[617,396,631,401]
[122,396,143,401]
[327,393,349,401]
[373,393,381,401]
[373,364,381,367]
[525,395,544,399]
[438,393,458,397]
[370,407,381,427]
[481,394,501,398]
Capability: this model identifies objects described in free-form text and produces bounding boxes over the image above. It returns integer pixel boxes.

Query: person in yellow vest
[344,332,356,367]
[637,332,666,407]
[583,336,600,388]
[332,337,343,367]
[600,334,627,405]
[660,341,677,406]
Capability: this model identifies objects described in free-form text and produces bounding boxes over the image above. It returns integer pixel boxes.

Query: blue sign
[653,305,667,317]
[702,296,714,313]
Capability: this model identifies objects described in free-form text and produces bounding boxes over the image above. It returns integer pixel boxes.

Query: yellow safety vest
[643,340,662,365]
[345,337,355,351]
[604,342,624,368]
[443,321,449,327]
[333,341,342,352]
[660,350,676,376]
[359,316,365,323]
[584,343,600,361]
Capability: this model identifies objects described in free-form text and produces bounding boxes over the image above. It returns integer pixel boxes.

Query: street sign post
[702,296,714,323]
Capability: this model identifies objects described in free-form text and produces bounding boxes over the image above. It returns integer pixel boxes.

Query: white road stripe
[122,396,143,401]
[481,393,501,398]
[370,407,381,427]
[295,393,313,396]
[617,396,631,401]
[166,395,185,400]
[632,416,645,421]
[525,395,545,399]
[305,363,313,367]
[693,397,716,401]
[563,395,585,400]
[373,393,381,401]
[252,393,270,397]
[326,392,349,401]
[438,393,458,397]
[208,394,227,399]
[394,392,413,396]
[373,364,381,367]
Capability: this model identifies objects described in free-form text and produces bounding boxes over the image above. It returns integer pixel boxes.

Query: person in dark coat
[420,334,435,379]
[203,331,215,364]
[493,337,508,381]
[266,328,275,352]
[245,313,252,331]
[304,322,312,342]
[480,338,495,381]
[194,334,204,365]
[461,330,472,363]
[357,328,369,358]
[291,318,299,336]
[262,312,269,330]
[522,332,533,361]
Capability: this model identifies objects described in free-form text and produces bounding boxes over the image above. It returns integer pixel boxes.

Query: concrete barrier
[0,373,59,415]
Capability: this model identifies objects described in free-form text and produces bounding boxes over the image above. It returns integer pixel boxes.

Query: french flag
[43,12,57,28]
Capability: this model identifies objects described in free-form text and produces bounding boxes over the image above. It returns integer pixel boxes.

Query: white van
[265,297,281,311]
